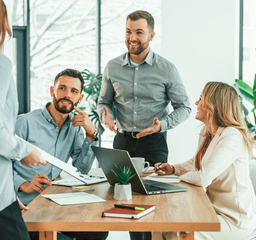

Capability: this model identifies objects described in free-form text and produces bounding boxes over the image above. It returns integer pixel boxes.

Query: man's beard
[53,96,79,114]
[126,40,149,55]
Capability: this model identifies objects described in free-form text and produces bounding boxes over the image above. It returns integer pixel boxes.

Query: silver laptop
[91,146,188,195]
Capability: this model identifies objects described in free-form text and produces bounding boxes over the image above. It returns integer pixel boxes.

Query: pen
[155,163,162,173]
[89,175,105,179]
[114,204,145,211]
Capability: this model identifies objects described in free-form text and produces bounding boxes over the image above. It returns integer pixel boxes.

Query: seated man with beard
[13,68,108,240]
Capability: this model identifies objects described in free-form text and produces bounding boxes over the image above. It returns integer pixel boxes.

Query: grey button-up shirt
[13,103,95,205]
[0,53,32,211]
[97,50,191,132]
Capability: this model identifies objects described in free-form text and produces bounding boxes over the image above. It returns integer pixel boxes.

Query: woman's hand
[154,163,175,175]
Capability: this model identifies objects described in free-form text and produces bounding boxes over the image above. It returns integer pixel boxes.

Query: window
[12,0,161,147]
[241,0,256,84]
[12,0,30,114]
[26,0,161,111]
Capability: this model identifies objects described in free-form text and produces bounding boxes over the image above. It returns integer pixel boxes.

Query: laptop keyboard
[144,184,166,192]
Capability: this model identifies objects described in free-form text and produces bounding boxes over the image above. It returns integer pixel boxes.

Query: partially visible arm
[156,127,205,176]
[159,64,191,132]
[13,116,41,193]
[179,128,244,187]
[71,127,95,174]
[0,56,32,162]
[97,63,115,122]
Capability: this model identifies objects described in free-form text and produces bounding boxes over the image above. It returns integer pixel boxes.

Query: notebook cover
[102,204,155,219]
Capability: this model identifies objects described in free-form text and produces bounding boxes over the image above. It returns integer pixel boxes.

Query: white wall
[161,0,237,164]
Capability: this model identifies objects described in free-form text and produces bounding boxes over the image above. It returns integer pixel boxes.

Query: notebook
[144,173,180,183]
[102,204,155,219]
[91,146,188,195]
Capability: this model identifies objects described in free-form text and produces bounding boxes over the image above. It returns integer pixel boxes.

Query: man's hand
[21,146,47,166]
[136,117,161,139]
[19,174,52,194]
[102,106,116,133]
[17,197,29,211]
[71,106,96,135]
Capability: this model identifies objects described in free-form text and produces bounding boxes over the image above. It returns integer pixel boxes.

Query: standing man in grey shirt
[97,10,191,166]
[97,10,191,240]
[13,68,108,240]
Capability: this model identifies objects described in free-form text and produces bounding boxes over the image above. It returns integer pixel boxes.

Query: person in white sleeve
[153,82,256,240]
[0,1,46,239]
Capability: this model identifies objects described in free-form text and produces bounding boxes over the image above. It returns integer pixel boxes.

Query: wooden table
[22,182,220,240]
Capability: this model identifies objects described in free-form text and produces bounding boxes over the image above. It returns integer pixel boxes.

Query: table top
[22,181,220,232]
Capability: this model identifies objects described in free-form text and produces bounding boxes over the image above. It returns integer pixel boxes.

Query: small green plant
[111,164,135,185]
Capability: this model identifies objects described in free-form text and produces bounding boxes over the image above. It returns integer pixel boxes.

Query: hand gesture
[21,146,47,166]
[102,106,116,133]
[19,174,52,194]
[154,163,174,176]
[136,117,161,139]
[71,106,96,135]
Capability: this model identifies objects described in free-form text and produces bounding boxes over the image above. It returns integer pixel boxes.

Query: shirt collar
[42,103,54,123]
[121,49,154,67]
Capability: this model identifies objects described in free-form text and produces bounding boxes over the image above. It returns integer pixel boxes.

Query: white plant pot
[114,183,132,200]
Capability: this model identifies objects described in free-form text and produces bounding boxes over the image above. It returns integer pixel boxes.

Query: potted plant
[234,74,256,139]
[81,69,116,145]
[111,164,135,200]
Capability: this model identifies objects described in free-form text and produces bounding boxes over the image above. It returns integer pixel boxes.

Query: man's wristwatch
[87,130,98,141]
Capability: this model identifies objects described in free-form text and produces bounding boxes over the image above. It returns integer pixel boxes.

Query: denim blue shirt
[97,49,191,132]
[0,53,32,211]
[13,103,95,205]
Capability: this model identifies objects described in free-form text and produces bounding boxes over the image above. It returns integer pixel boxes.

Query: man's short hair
[54,68,84,92]
[127,10,154,32]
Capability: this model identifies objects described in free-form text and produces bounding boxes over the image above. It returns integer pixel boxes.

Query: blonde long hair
[0,0,12,47]
[195,82,255,166]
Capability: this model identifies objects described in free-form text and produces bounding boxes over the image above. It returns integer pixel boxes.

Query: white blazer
[174,126,256,229]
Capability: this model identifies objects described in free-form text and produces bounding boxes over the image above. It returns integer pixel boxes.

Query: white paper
[34,145,91,184]
[42,192,106,205]
[52,176,107,186]
[144,173,180,183]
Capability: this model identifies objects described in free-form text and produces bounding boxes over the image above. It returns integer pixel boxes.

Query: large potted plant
[111,164,135,200]
[81,69,116,144]
[81,69,104,137]
[234,74,256,139]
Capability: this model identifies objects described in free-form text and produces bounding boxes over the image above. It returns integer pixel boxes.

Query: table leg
[39,231,57,240]
[180,232,194,240]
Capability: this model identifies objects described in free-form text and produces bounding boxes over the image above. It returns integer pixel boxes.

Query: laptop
[91,146,188,195]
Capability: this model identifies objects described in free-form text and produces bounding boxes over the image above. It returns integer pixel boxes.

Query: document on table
[52,176,107,186]
[25,141,91,184]
[42,192,106,205]
[144,173,180,183]
[15,136,107,186]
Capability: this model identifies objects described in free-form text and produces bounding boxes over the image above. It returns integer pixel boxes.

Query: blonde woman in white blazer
[153,82,256,240]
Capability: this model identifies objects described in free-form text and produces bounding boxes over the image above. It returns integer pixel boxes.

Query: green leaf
[235,79,254,104]
[111,164,135,184]
[253,74,256,108]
